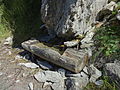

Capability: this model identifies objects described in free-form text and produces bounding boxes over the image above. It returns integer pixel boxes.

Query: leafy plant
[95,26,120,56]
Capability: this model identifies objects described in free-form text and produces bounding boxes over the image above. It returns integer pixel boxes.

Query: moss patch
[35,42,64,55]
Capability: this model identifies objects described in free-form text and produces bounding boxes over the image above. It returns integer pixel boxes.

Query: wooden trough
[22,40,89,73]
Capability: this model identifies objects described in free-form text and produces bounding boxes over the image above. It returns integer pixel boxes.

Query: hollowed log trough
[22,40,89,73]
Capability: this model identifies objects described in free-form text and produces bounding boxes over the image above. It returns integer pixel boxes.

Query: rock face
[41,0,108,38]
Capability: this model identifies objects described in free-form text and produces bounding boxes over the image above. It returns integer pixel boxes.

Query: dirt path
[0,41,52,90]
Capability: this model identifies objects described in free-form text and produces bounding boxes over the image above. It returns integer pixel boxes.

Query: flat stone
[66,73,82,77]
[58,68,66,78]
[81,30,95,45]
[0,72,3,76]
[83,66,89,74]
[66,71,88,78]
[51,82,64,90]
[28,82,34,90]
[64,40,80,47]
[37,60,53,70]
[104,61,120,86]
[15,80,20,83]
[34,71,64,90]
[18,63,39,69]
[15,55,23,60]
[34,71,63,83]
[4,37,13,45]
[95,80,104,86]
[23,54,30,60]
[43,82,52,88]
[89,64,102,83]
[66,73,89,90]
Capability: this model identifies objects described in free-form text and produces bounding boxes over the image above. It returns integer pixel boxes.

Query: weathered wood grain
[22,40,89,73]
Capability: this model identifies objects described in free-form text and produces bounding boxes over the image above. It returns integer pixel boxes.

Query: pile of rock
[18,59,102,90]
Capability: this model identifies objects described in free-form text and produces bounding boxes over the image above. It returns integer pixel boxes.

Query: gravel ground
[0,41,52,90]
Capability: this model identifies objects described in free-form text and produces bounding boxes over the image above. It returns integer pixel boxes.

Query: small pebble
[4,37,13,45]
[23,54,30,60]
[8,51,12,55]
[28,82,34,90]
[15,55,23,60]
[18,63,39,69]
[37,60,53,70]
[83,66,88,74]
[43,82,52,88]
[15,80,20,83]
[95,80,104,86]
[58,68,66,78]
[0,72,3,76]
[22,73,29,77]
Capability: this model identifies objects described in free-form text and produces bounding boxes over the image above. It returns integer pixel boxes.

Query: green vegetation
[92,3,120,89]
[0,0,43,46]
[0,3,11,40]
[84,76,117,90]
[94,2,120,57]
[95,26,120,56]
[0,21,11,40]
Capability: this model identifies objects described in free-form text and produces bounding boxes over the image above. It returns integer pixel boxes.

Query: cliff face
[41,0,108,38]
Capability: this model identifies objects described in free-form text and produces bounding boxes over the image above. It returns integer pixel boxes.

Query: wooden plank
[22,40,89,73]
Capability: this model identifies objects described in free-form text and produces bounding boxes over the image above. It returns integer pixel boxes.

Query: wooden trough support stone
[22,40,89,73]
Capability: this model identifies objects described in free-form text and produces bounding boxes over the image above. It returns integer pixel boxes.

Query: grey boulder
[89,64,102,83]
[66,72,89,90]
[34,71,64,90]
[41,0,108,38]
[104,61,120,87]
